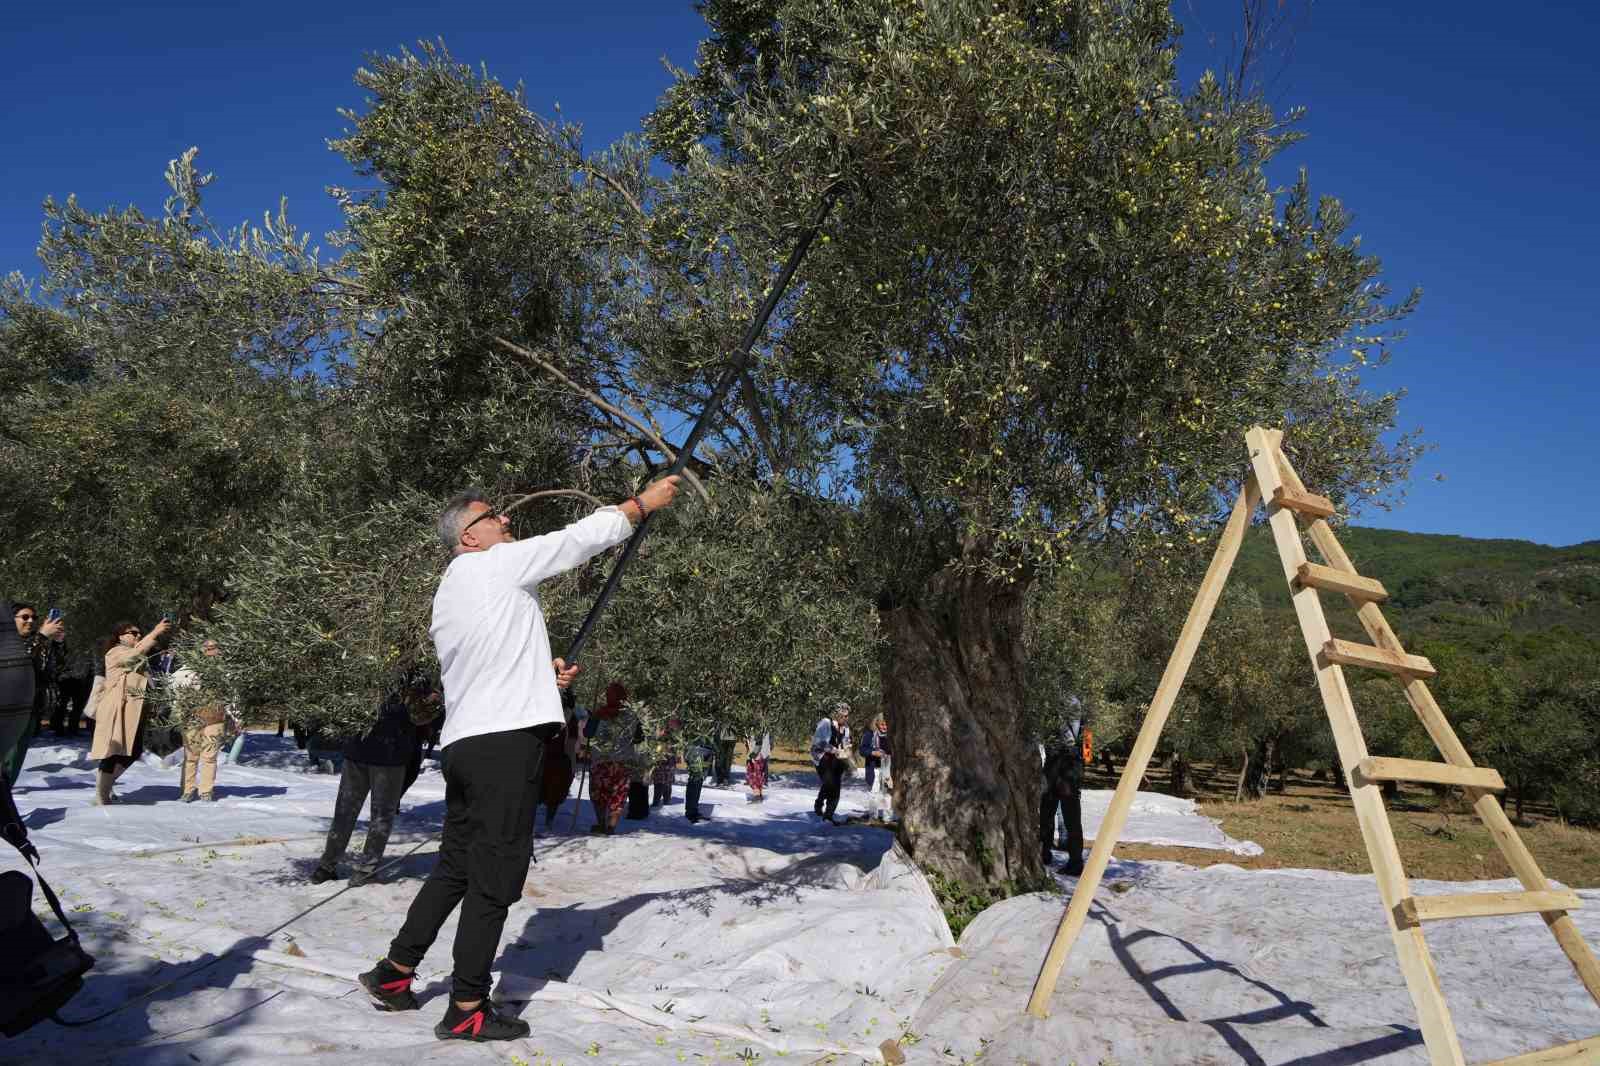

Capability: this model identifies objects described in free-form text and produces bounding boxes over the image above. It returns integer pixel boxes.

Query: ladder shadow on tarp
[1087,902,1425,1065]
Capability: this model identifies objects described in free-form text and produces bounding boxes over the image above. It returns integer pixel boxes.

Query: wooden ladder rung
[1319,638,1437,679]
[1354,756,1505,792]
[1395,889,1582,927]
[1271,484,1337,518]
[1476,1032,1600,1065]
[1294,561,1389,602]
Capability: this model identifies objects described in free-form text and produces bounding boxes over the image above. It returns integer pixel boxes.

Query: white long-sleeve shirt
[431,507,633,749]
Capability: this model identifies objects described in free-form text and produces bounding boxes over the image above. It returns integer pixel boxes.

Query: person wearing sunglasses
[360,474,681,1042]
[2,603,65,785]
[88,617,171,805]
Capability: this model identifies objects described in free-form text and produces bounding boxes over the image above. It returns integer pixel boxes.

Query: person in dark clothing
[51,648,92,737]
[312,682,427,886]
[712,726,736,786]
[1039,723,1086,876]
[682,732,713,823]
[810,703,852,824]
[2,601,45,784]
[538,690,580,830]
[3,604,65,783]
[859,718,885,791]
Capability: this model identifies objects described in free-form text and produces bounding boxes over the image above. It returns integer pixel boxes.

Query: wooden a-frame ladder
[1025,426,1600,1066]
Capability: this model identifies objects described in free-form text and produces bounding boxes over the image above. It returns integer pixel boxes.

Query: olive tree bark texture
[880,566,1042,888]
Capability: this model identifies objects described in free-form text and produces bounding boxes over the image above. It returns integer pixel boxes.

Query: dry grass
[1088,765,1600,887]
[766,744,1600,887]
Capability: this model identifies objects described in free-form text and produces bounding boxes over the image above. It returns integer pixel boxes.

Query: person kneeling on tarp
[358,475,679,1043]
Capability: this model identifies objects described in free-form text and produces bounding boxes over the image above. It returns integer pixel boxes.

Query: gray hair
[438,489,490,553]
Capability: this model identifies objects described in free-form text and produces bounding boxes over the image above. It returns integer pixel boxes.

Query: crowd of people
[3,470,1078,1049]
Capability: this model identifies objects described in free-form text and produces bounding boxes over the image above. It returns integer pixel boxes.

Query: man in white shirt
[360,475,680,1042]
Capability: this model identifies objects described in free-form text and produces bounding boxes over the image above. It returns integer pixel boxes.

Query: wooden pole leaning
[1024,474,1262,1018]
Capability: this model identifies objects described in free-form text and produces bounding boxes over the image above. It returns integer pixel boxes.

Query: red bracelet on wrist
[631,495,647,519]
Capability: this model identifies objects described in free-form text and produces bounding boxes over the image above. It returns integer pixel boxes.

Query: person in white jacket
[359,475,680,1043]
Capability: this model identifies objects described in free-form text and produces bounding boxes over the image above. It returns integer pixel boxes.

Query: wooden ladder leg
[1272,446,1600,1011]
[1024,475,1261,1018]
[1405,678,1600,1010]
[1248,429,1466,1066]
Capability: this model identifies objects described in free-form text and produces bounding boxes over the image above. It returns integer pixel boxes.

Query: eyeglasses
[16,614,36,622]
[127,630,142,638]
[460,507,504,540]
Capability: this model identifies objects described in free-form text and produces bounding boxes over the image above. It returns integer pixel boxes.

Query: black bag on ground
[0,776,95,1037]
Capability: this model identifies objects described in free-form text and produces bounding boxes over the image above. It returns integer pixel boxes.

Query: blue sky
[4,2,1595,545]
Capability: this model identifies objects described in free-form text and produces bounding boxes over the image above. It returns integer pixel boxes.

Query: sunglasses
[460,507,504,539]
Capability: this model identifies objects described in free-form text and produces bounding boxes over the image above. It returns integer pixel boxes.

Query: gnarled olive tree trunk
[880,566,1041,888]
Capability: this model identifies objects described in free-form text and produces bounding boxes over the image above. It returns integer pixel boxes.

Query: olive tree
[0,151,332,640]
[643,0,1421,886]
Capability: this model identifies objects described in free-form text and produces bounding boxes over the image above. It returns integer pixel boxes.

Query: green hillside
[1232,526,1600,646]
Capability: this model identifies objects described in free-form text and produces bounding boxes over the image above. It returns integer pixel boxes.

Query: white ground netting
[3,735,1592,1065]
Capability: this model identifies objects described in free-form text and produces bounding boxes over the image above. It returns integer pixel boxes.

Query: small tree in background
[0,151,330,641]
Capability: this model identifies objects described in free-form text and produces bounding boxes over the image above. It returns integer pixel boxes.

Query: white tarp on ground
[1079,788,1266,857]
[6,735,1593,1066]
[915,861,1600,1065]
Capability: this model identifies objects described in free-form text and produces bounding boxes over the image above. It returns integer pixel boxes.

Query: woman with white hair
[810,701,852,824]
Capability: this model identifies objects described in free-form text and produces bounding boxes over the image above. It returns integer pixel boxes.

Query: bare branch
[500,487,607,513]
[581,163,648,222]
[491,336,711,503]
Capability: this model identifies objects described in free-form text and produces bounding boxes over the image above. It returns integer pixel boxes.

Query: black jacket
[342,696,419,767]
[0,601,34,719]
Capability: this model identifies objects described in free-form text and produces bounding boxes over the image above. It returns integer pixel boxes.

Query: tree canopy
[0,7,1502,895]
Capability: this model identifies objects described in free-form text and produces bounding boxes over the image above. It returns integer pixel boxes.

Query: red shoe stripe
[379,977,412,992]
[451,1010,484,1037]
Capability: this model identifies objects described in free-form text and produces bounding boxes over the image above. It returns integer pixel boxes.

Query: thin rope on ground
[51,833,440,1028]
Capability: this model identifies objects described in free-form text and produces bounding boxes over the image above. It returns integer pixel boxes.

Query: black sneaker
[435,1000,530,1042]
[309,865,338,885]
[358,960,420,1011]
[350,868,376,888]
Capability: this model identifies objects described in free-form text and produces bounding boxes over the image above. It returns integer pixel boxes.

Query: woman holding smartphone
[88,617,171,805]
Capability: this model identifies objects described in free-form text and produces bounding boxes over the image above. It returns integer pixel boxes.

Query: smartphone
[161,612,175,625]
[46,607,63,623]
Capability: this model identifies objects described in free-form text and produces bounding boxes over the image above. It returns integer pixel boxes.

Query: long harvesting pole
[561,186,840,663]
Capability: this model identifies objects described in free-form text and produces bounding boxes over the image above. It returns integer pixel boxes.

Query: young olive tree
[644,0,1421,886]
[0,151,332,641]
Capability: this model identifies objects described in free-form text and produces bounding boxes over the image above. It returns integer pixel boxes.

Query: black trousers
[684,772,704,818]
[814,754,845,818]
[1036,777,1088,870]
[318,759,405,875]
[402,741,423,796]
[389,723,554,1001]
[51,677,90,735]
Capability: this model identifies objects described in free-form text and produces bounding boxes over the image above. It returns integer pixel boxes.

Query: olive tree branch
[501,487,608,514]
[491,336,711,503]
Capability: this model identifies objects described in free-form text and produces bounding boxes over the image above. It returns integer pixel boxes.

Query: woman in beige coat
[89,617,170,805]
